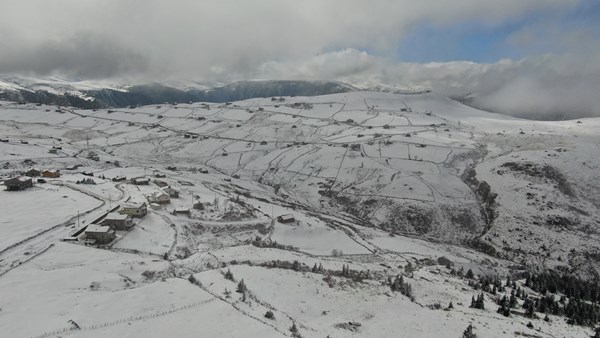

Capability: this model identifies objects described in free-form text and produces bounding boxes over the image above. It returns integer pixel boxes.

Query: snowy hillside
[0,76,355,109]
[0,91,598,337]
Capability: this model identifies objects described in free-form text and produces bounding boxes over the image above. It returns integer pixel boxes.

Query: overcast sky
[0,0,599,117]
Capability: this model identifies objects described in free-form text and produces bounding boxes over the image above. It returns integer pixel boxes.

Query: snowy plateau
[0,89,598,338]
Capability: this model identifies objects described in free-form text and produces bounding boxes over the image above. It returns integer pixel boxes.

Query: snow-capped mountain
[0,75,356,108]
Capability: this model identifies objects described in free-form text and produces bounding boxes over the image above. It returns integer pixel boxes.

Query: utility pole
[86,135,90,156]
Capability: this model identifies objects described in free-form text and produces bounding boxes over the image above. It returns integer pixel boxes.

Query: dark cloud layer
[0,33,149,78]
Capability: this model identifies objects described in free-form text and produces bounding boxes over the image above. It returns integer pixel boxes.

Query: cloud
[256,50,600,119]
[0,0,597,119]
[0,33,149,79]
[0,0,582,79]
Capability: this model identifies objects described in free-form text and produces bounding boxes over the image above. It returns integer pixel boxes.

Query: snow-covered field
[0,184,101,252]
[0,91,598,337]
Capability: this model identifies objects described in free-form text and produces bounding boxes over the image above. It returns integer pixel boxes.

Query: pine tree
[509,290,517,308]
[497,304,511,317]
[225,269,234,281]
[478,293,485,310]
[341,264,350,277]
[237,279,247,293]
[312,263,318,273]
[290,322,298,333]
[465,269,475,279]
[470,293,485,310]
[462,324,477,338]
[523,298,537,319]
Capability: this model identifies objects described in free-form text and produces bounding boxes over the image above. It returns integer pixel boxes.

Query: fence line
[31,298,214,338]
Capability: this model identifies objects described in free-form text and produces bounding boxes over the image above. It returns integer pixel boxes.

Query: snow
[0,90,598,337]
[0,184,101,252]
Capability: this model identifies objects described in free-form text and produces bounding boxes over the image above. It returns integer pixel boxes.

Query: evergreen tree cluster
[526,271,600,303]
[341,264,351,277]
[470,293,485,310]
[259,260,371,282]
[389,275,414,300]
[311,263,325,273]
[496,289,519,317]
[524,271,600,326]
[471,274,505,294]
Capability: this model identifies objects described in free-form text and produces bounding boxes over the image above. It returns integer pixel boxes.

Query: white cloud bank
[256,49,600,119]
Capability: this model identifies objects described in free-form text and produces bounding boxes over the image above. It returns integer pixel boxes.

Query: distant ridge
[0,78,356,109]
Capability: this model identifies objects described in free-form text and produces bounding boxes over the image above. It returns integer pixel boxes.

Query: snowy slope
[0,91,598,337]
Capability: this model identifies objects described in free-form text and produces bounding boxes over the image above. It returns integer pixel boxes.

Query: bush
[264,310,275,319]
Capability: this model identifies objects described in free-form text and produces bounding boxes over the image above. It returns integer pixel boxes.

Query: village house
[148,190,170,204]
[85,224,115,244]
[153,179,168,187]
[87,151,99,161]
[132,177,150,185]
[100,213,134,230]
[162,186,179,198]
[120,202,147,217]
[4,177,33,191]
[42,169,60,178]
[112,176,127,182]
[277,214,295,224]
[24,168,41,177]
[172,208,191,216]
[65,164,83,171]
